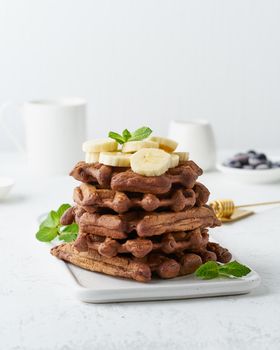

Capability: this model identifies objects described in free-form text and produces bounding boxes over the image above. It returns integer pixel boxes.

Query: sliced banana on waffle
[148,136,178,153]
[173,151,189,162]
[169,153,180,168]
[131,148,171,176]
[85,152,100,163]
[122,140,159,153]
[99,152,131,167]
[83,138,118,152]
[82,132,187,174]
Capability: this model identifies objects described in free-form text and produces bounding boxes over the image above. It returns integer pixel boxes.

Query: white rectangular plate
[61,259,260,303]
[41,212,261,303]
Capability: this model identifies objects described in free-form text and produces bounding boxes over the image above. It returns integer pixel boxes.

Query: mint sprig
[195,260,251,280]
[122,129,131,140]
[128,127,152,141]
[36,204,78,243]
[108,126,152,144]
[59,223,79,242]
[108,131,126,144]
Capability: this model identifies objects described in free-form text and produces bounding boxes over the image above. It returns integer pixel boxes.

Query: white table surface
[1,153,280,350]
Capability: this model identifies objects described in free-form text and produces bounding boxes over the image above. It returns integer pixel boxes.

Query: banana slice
[122,140,159,153]
[173,151,189,162]
[85,152,100,163]
[131,148,171,176]
[148,136,178,152]
[99,152,131,167]
[169,154,179,168]
[82,138,118,153]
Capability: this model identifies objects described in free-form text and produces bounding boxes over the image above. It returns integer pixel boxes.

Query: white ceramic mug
[1,97,86,176]
[168,120,216,171]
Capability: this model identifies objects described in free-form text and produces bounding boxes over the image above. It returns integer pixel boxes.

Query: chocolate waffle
[70,160,202,194]
[72,182,209,214]
[50,137,232,283]
[77,205,220,239]
[51,243,152,282]
[74,228,209,258]
[51,241,231,282]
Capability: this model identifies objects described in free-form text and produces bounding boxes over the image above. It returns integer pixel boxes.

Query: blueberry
[256,153,267,161]
[255,163,269,170]
[232,153,249,165]
[224,152,278,169]
[248,157,262,167]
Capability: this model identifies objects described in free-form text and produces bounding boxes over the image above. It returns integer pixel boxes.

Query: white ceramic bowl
[217,163,280,184]
[0,177,15,199]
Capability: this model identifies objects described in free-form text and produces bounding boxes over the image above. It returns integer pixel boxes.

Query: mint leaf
[36,204,78,243]
[109,127,153,144]
[128,127,152,141]
[219,261,251,277]
[59,223,79,242]
[57,203,71,219]
[36,227,58,242]
[195,261,219,279]
[108,131,125,144]
[122,129,131,141]
[60,223,79,234]
[195,260,251,280]
[39,210,59,229]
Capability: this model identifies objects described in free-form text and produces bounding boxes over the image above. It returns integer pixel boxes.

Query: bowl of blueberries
[217,150,280,184]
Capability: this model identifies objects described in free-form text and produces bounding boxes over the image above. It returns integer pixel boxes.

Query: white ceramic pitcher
[168,120,216,171]
[0,97,86,176]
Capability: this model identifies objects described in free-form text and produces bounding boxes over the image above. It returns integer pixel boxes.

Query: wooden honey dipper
[209,199,280,219]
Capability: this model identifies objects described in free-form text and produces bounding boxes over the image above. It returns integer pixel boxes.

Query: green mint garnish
[218,261,251,277]
[39,210,60,230]
[195,261,220,279]
[58,223,79,242]
[108,126,152,144]
[122,129,131,140]
[108,131,126,144]
[36,204,78,243]
[36,226,58,242]
[128,127,152,141]
[195,260,251,280]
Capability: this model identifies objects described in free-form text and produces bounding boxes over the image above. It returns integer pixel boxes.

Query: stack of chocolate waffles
[52,151,232,282]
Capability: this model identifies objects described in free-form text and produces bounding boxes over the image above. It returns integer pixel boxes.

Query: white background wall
[0,0,279,152]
